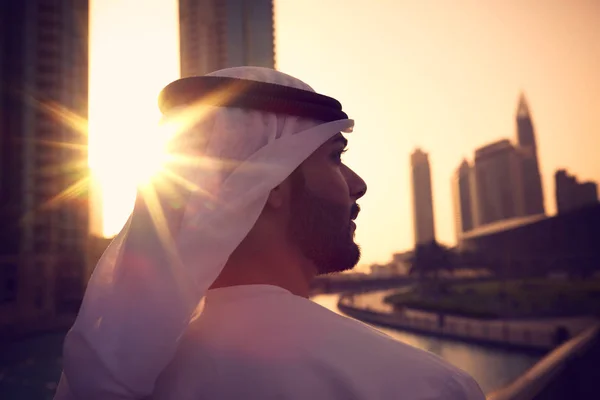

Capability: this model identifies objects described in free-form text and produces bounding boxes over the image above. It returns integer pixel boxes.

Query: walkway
[339,291,597,351]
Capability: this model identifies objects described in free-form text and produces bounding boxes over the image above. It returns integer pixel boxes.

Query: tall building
[179,0,275,77]
[451,159,476,241]
[516,94,545,216]
[0,1,89,326]
[580,182,599,205]
[411,149,436,246]
[473,140,525,226]
[555,169,598,214]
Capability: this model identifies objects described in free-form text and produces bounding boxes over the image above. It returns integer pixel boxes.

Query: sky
[89,0,600,269]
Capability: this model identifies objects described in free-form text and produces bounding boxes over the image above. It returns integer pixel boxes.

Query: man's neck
[210,246,316,298]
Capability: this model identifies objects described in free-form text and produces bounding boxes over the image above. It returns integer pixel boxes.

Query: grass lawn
[384,279,600,319]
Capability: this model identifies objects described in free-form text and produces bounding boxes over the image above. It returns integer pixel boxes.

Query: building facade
[555,169,598,214]
[179,0,275,77]
[459,204,600,278]
[0,0,89,329]
[451,159,476,240]
[411,148,436,246]
[473,139,525,226]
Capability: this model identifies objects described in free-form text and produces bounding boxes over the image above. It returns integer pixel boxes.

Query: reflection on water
[312,293,542,394]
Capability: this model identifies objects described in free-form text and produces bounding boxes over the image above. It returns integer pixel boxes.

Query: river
[311,293,542,394]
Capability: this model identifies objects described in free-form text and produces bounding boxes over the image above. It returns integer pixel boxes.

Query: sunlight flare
[36,100,89,138]
[44,176,91,209]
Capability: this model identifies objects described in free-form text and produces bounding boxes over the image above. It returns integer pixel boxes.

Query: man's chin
[316,243,361,276]
[317,264,355,276]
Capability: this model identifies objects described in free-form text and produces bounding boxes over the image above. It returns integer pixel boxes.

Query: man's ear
[266,170,298,209]
[266,167,301,209]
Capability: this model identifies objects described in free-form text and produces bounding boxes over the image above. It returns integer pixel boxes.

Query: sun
[89,0,181,238]
[89,114,172,237]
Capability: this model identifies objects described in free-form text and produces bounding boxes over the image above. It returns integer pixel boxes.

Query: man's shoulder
[290,298,485,399]
[160,294,485,399]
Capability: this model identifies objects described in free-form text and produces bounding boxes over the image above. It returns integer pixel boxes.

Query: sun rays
[43,175,91,209]
[22,68,276,280]
[36,99,89,139]
[18,87,228,261]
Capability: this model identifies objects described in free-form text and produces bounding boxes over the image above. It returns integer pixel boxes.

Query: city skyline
[87,0,600,268]
[414,87,600,256]
[451,94,555,242]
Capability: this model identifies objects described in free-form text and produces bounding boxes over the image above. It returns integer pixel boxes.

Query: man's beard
[287,172,361,275]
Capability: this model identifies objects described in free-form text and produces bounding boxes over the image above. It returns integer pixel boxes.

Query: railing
[487,322,599,400]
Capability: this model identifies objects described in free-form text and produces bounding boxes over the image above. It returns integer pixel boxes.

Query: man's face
[287,133,367,275]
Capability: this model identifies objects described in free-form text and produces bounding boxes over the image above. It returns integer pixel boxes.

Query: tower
[411,149,436,246]
[179,0,275,78]
[516,94,545,216]
[451,159,476,241]
[0,0,89,322]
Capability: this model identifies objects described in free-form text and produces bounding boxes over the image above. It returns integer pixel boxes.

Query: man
[55,67,484,399]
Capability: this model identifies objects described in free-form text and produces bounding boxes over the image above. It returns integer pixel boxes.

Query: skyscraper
[555,169,599,214]
[0,1,89,323]
[411,149,436,246]
[451,159,476,240]
[473,140,525,226]
[179,0,275,77]
[516,94,545,216]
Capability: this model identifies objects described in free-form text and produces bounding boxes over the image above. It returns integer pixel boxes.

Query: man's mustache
[350,204,360,220]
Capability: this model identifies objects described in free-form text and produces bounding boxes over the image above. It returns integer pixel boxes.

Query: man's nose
[344,165,367,200]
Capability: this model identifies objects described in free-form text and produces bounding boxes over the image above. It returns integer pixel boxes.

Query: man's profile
[54,67,484,400]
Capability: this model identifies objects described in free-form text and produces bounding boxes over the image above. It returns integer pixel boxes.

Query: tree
[408,241,457,299]
[408,241,456,279]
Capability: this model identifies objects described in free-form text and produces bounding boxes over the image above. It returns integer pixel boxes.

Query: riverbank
[338,292,597,351]
[383,279,600,320]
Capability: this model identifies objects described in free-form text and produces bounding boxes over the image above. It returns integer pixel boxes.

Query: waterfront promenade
[338,290,597,351]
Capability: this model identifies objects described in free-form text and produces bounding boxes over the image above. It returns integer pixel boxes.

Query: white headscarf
[55,67,353,399]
